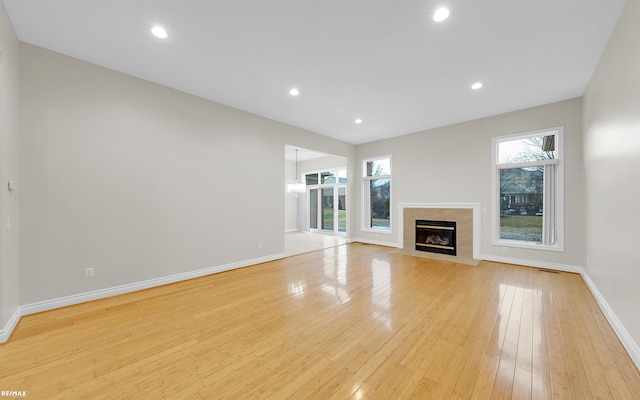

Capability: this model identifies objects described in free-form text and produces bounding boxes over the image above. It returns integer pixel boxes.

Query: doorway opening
[285,145,348,256]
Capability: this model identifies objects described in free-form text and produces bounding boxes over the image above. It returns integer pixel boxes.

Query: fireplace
[415,220,457,256]
[400,203,479,259]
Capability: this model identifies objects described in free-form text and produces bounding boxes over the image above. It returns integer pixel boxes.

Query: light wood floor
[284,231,347,257]
[1,243,639,399]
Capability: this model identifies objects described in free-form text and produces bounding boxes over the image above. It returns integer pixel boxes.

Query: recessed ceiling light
[433,7,450,22]
[471,82,484,90]
[151,26,168,39]
[289,88,300,96]
[355,119,363,124]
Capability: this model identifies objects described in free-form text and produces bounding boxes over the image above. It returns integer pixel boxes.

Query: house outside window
[362,156,391,232]
[492,127,564,251]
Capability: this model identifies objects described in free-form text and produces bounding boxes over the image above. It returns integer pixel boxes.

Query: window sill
[361,227,393,235]
[493,239,564,252]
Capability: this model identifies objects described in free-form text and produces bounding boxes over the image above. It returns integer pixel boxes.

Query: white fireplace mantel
[398,202,481,260]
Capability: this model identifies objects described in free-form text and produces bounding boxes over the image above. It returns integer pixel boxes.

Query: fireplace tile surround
[399,203,480,260]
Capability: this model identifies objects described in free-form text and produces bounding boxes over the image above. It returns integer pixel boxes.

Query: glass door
[321,188,334,232]
[338,186,346,233]
[309,188,318,229]
[306,169,347,236]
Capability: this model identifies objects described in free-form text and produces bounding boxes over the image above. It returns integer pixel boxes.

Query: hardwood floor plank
[541,271,574,399]
[1,243,638,399]
[512,268,534,400]
[531,271,552,400]
[553,271,593,399]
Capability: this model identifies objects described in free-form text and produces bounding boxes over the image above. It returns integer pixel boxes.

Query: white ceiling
[3,0,626,145]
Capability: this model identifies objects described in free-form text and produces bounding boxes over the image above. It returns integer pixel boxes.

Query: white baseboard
[480,254,585,274]
[0,252,285,343]
[580,272,640,369]
[0,307,22,343]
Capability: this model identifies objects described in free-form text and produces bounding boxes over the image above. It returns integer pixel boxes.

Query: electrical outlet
[85,268,94,278]
[258,242,263,249]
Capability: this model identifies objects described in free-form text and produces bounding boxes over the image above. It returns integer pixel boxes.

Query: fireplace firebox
[415,220,457,256]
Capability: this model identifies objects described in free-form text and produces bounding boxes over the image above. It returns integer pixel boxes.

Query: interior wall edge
[0,306,21,343]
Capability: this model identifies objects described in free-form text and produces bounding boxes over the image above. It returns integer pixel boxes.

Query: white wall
[355,98,586,267]
[19,43,354,305]
[284,159,299,231]
[0,2,20,330]
[299,155,348,174]
[583,0,640,349]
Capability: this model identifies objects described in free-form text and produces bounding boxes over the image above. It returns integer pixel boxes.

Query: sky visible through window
[498,134,555,164]
[499,139,529,163]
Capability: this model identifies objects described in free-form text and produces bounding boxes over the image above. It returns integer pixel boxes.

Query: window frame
[361,155,392,234]
[491,127,564,251]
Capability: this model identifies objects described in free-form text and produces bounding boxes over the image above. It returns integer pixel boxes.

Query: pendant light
[287,149,306,194]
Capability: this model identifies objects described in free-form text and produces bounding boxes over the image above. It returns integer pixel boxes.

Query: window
[362,156,391,232]
[492,128,563,250]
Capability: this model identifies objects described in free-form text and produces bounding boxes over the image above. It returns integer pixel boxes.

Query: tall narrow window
[362,156,391,231]
[492,128,564,250]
